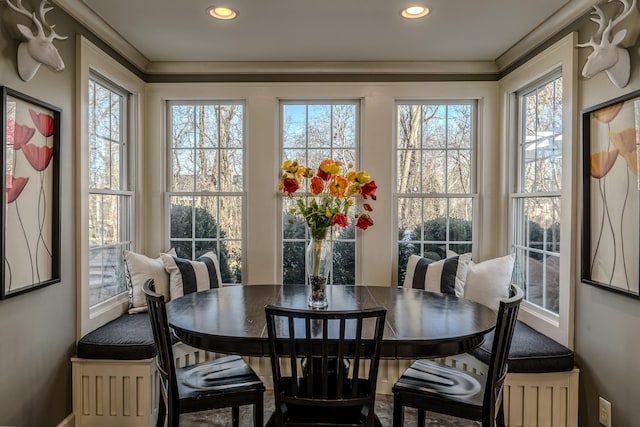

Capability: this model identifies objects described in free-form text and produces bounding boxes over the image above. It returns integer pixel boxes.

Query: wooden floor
[181,391,478,426]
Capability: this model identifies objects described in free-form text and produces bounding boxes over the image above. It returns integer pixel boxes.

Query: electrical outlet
[599,397,611,427]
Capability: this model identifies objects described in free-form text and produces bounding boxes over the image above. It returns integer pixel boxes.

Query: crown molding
[495,0,599,71]
[52,0,150,71]
[54,0,594,77]
[145,61,499,75]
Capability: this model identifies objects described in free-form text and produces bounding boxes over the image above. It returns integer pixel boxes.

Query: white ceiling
[58,0,597,72]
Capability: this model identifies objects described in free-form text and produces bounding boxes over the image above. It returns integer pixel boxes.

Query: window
[502,33,576,347]
[78,36,144,336]
[281,101,359,285]
[88,75,132,307]
[167,102,245,284]
[512,73,562,315]
[396,102,476,284]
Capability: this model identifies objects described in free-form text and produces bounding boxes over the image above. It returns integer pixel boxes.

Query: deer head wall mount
[577,0,640,89]
[4,0,67,82]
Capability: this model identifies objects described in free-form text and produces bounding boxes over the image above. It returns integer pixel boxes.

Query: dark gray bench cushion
[471,320,574,373]
[77,312,156,360]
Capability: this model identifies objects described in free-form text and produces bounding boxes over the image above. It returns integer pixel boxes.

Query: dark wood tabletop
[166,284,497,359]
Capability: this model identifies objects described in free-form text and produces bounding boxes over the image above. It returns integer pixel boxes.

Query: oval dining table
[166,284,497,359]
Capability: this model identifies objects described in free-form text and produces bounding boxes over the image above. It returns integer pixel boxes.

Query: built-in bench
[72,314,578,427]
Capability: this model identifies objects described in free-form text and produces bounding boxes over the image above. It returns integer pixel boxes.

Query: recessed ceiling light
[401,6,430,19]
[208,6,238,20]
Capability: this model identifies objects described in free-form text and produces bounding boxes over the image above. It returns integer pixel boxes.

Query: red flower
[331,213,348,228]
[363,203,373,212]
[317,167,331,181]
[29,109,54,137]
[22,144,53,171]
[12,123,36,150]
[356,215,374,230]
[5,175,29,203]
[360,180,377,200]
[310,176,324,195]
[282,178,299,194]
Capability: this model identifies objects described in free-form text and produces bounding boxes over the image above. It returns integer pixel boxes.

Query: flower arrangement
[279,158,377,240]
[279,158,377,307]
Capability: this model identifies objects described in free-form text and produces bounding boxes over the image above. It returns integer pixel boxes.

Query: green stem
[312,238,323,276]
[309,226,328,277]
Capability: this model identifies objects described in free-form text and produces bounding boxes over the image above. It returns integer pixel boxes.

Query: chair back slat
[143,280,180,410]
[483,284,524,424]
[265,304,386,424]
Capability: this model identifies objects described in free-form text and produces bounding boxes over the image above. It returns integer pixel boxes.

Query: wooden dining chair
[143,280,265,427]
[265,304,387,427]
[392,284,524,427]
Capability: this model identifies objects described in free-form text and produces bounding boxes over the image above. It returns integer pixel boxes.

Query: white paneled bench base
[71,312,225,427]
[73,314,578,427]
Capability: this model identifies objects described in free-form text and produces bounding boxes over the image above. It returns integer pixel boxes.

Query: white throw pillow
[403,253,472,297]
[124,248,176,313]
[162,251,223,300]
[463,253,515,311]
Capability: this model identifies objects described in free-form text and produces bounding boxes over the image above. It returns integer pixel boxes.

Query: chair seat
[392,359,485,410]
[177,355,264,402]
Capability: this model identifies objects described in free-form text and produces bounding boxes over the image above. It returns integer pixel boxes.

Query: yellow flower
[319,159,341,175]
[345,183,360,197]
[325,207,333,217]
[355,170,371,184]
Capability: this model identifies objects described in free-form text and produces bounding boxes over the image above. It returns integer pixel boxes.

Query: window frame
[278,99,362,285]
[87,73,134,308]
[165,100,247,284]
[77,36,144,338]
[502,32,577,347]
[394,100,479,286]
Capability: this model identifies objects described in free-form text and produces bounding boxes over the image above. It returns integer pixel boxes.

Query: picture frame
[581,89,640,298]
[1,87,60,299]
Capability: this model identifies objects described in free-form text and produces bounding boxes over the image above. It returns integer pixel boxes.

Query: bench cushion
[77,313,156,360]
[471,320,574,373]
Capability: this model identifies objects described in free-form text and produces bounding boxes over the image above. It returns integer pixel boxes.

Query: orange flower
[329,175,348,198]
[590,150,619,178]
[310,176,324,195]
[593,102,623,123]
[622,150,639,176]
[610,128,637,156]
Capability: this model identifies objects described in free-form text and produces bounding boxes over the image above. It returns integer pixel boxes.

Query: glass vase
[306,235,331,308]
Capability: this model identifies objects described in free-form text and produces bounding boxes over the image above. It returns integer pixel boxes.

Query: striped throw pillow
[403,253,471,297]
[161,251,222,300]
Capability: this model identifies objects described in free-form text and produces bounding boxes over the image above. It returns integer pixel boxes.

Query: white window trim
[500,32,578,348]
[76,35,145,338]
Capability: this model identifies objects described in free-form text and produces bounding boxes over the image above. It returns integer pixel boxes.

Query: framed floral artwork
[1,87,60,299]
[581,89,640,298]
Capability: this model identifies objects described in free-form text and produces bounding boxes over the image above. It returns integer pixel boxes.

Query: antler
[5,0,37,21]
[609,0,637,29]
[5,0,66,40]
[37,0,67,41]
